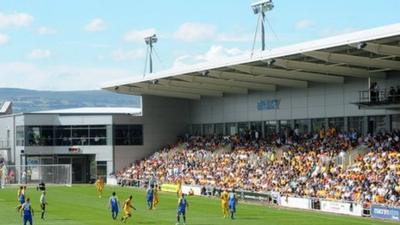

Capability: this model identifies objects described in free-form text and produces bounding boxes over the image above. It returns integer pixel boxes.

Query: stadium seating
[117,130,400,207]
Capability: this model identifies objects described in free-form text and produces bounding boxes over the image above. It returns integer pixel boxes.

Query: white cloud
[123,28,156,43]
[84,18,106,32]
[37,26,57,35]
[111,49,145,61]
[27,49,51,59]
[320,27,360,37]
[173,45,248,68]
[0,62,138,90]
[195,45,247,62]
[0,33,9,45]
[0,12,34,29]
[295,19,314,30]
[174,22,216,42]
[173,22,251,43]
[216,33,252,42]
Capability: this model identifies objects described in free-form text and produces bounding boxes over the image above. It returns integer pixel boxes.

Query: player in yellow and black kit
[176,180,182,197]
[95,176,104,198]
[121,195,136,223]
[220,189,229,218]
[153,184,160,209]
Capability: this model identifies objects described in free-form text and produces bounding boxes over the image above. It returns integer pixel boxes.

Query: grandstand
[102,23,400,221]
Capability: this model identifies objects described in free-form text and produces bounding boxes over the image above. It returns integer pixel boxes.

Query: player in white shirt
[40,191,48,220]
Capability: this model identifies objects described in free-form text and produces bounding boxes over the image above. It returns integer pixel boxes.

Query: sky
[0,0,399,91]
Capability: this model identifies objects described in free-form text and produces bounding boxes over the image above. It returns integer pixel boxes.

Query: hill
[0,88,140,113]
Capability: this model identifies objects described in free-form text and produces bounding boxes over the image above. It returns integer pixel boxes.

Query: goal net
[1,164,72,187]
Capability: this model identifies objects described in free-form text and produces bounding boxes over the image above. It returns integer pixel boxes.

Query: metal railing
[358,89,400,105]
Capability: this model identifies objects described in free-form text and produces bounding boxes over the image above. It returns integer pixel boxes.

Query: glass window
[238,122,249,136]
[328,117,345,133]
[114,125,143,145]
[214,123,224,136]
[130,125,143,145]
[226,123,237,136]
[312,118,325,133]
[41,126,54,146]
[55,126,72,146]
[348,117,363,133]
[16,126,25,146]
[114,125,130,145]
[368,116,387,134]
[89,125,107,145]
[279,120,291,135]
[295,119,309,134]
[71,126,89,146]
[250,121,262,133]
[203,124,213,136]
[26,126,41,146]
[192,124,202,136]
[264,121,277,137]
[392,115,400,131]
[26,126,55,146]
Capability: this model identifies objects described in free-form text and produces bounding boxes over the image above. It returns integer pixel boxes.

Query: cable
[153,48,166,70]
[266,18,279,41]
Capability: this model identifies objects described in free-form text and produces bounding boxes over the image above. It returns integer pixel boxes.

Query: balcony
[354,89,400,110]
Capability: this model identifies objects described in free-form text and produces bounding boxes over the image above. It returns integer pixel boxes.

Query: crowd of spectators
[117,128,400,206]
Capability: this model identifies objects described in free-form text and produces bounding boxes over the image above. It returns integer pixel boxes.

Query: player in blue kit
[20,197,34,225]
[146,185,154,210]
[228,189,238,220]
[108,192,120,220]
[176,193,189,225]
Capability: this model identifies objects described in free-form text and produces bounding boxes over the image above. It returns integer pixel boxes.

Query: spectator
[116,132,400,206]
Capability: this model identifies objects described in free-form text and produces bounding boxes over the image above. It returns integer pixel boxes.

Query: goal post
[2,164,72,187]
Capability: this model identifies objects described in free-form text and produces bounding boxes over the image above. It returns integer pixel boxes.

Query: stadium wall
[0,114,15,164]
[113,95,190,171]
[188,75,400,130]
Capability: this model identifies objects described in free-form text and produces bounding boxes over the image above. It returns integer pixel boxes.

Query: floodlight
[144,34,158,75]
[145,34,158,45]
[251,0,274,14]
[357,42,367,49]
[251,0,274,51]
[266,58,276,66]
[201,70,210,76]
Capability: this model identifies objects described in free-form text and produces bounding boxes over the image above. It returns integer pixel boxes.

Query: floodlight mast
[144,34,158,74]
[251,0,274,51]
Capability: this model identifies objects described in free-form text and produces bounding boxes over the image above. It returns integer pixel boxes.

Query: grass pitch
[0,185,395,225]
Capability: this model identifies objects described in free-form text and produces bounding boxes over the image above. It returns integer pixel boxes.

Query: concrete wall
[113,95,190,172]
[189,76,400,124]
[0,115,15,163]
[21,114,113,126]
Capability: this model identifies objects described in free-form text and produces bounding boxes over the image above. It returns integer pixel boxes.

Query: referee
[40,191,48,220]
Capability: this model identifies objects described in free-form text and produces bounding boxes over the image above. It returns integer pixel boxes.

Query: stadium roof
[0,101,12,114]
[103,23,400,100]
[33,107,141,115]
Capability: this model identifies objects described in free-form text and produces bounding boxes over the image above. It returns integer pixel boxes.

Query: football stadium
[1,1,400,225]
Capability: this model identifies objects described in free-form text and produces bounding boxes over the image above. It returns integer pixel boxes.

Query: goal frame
[1,164,72,187]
